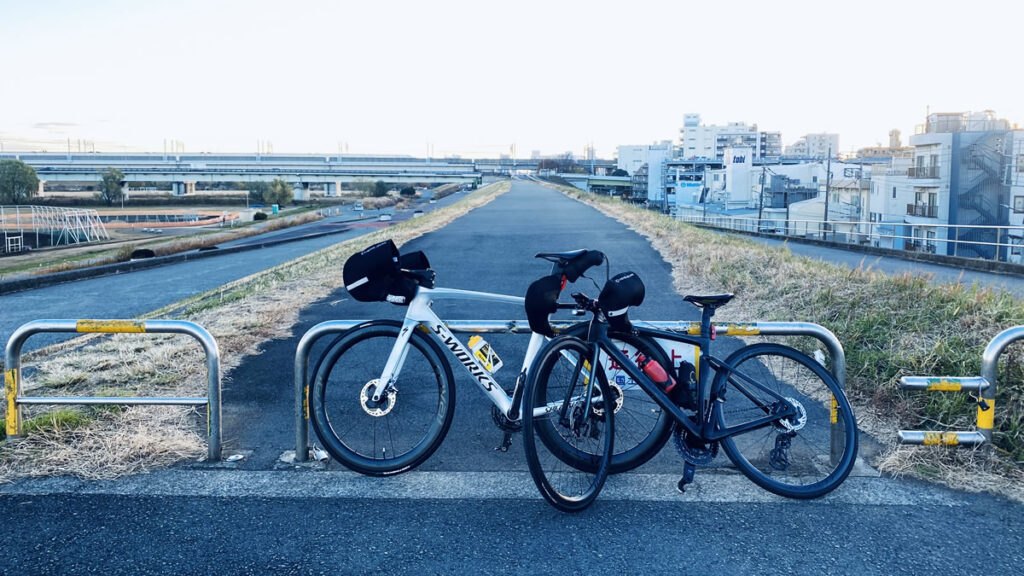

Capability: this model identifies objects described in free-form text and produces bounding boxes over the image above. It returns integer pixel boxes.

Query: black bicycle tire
[523,336,613,511]
[712,343,858,499]
[549,325,672,473]
[310,321,456,476]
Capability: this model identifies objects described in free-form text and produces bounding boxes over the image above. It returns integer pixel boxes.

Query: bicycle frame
[371,286,552,419]
[588,319,799,442]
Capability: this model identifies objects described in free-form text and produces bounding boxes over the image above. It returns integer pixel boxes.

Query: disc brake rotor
[592,382,624,416]
[359,379,396,417]
[774,397,807,432]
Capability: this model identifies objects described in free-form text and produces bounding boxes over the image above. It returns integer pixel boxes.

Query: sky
[0,0,1021,158]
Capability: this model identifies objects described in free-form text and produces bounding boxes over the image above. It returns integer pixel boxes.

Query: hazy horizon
[2,0,1020,158]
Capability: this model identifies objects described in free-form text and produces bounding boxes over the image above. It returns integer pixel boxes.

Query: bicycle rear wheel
[310,321,455,476]
[523,336,613,512]
[713,343,857,499]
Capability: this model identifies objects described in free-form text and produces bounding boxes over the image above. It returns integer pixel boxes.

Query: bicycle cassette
[673,425,718,466]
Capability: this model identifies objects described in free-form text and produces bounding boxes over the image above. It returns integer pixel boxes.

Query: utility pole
[823,144,832,241]
[757,164,766,232]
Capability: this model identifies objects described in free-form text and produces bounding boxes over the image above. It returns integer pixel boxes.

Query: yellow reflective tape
[5,369,17,436]
[926,378,962,392]
[725,324,760,336]
[76,320,146,333]
[303,384,310,420]
[830,395,837,424]
[694,347,700,382]
[687,323,702,336]
[977,397,995,430]
[922,431,960,446]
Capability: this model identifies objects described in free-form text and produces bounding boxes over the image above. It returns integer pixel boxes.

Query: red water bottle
[637,354,676,392]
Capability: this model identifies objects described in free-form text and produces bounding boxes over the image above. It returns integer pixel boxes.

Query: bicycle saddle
[683,293,734,308]
[535,250,587,263]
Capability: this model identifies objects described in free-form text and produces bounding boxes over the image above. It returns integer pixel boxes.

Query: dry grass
[551,183,1024,499]
[0,181,511,482]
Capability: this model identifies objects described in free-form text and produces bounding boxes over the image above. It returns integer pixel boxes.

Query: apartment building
[785,133,840,159]
[678,114,782,161]
[868,110,1020,259]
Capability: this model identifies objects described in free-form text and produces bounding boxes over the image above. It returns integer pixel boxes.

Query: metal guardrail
[897,326,1024,447]
[294,319,846,463]
[4,319,222,461]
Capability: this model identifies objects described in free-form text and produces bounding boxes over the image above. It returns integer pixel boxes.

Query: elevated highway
[1,152,483,197]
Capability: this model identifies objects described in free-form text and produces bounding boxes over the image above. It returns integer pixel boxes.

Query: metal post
[4,319,221,460]
[978,326,1024,444]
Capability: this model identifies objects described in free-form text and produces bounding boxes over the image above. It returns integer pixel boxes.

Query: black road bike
[523,275,859,511]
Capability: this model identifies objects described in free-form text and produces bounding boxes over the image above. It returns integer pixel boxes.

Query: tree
[399,186,416,197]
[263,178,293,206]
[351,180,375,195]
[0,159,40,204]
[96,167,125,206]
[610,168,629,177]
[372,180,388,198]
[248,181,271,203]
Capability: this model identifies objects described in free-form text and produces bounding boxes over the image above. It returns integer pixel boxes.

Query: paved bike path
[225,180,741,473]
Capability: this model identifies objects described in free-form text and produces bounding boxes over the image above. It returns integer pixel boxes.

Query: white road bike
[309,249,673,484]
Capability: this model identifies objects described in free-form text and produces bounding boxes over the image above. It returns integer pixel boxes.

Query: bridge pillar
[185,181,196,195]
[325,182,340,197]
[292,182,309,201]
[38,180,46,195]
[171,182,185,196]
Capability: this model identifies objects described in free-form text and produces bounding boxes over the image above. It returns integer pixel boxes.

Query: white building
[678,114,782,160]
[616,141,673,175]
[786,133,840,159]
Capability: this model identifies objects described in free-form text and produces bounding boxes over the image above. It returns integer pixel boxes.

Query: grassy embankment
[555,184,1024,496]
[0,181,511,481]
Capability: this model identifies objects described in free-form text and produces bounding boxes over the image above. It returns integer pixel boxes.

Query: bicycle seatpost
[700,304,717,339]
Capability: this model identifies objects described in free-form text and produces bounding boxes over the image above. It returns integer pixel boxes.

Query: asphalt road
[2,181,1023,574]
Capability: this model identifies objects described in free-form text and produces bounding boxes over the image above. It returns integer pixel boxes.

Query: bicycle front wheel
[523,336,613,512]
[713,343,858,499]
[310,321,455,476]
[561,325,673,474]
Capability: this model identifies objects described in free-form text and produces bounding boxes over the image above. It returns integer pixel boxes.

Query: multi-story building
[868,110,1021,259]
[678,114,781,161]
[785,133,840,159]
[616,141,673,175]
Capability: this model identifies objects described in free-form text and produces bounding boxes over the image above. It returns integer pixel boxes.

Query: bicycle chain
[491,404,522,432]
[673,424,718,466]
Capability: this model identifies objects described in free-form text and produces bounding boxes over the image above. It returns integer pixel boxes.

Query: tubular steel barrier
[897,326,1024,447]
[294,319,847,463]
[4,319,222,461]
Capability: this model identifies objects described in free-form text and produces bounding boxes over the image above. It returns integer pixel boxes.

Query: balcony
[908,165,940,179]
[905,241,937,253]
[907,204,939,218]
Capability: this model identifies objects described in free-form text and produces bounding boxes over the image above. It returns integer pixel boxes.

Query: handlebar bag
[343,239,401,302]
[598,271,645,332]
[525,274,562,337]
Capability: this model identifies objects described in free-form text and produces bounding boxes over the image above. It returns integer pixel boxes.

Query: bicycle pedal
[676,461,697,493]
[494,432,514,452]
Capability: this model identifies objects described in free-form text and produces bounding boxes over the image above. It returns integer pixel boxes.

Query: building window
[1018,154,1024,173]
[892,186,897,199]
[1014,196,1024,213]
